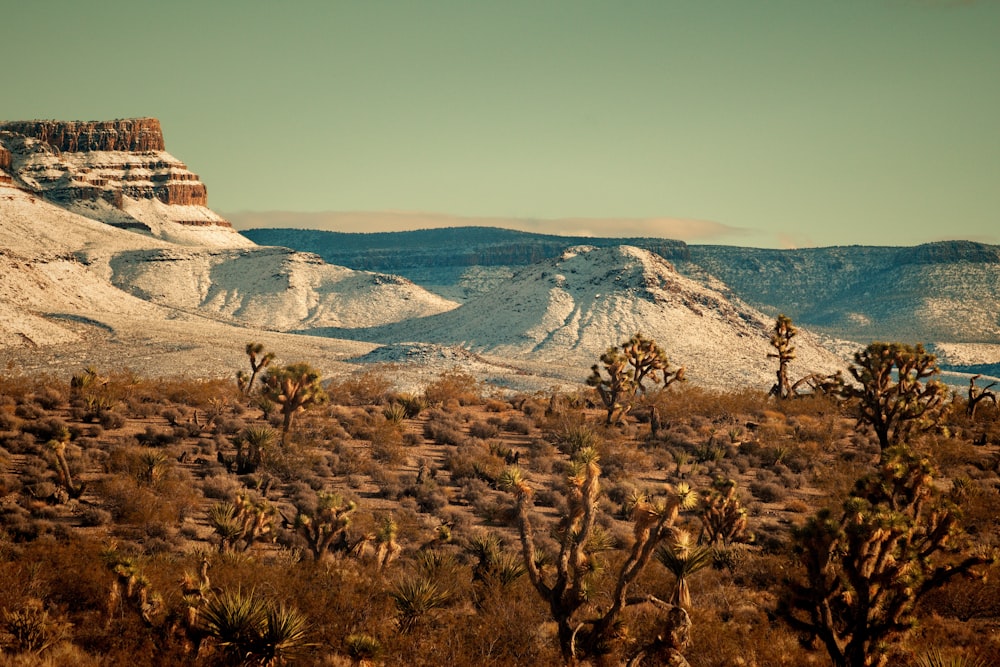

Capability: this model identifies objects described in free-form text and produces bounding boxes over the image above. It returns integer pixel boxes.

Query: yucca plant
[200,587,311,666]
[236,425,277,474]
[655,530,714,608]
[137,449,170,486]
[390,576,452,633]
[344,633,382,662]
[382,402,407,425]
[210,502,245,553]
[912,649,988,667]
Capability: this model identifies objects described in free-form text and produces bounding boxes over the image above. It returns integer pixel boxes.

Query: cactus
[782,446,994,667]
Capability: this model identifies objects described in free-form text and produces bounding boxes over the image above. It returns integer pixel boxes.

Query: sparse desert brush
[327,368,393,405]
[423,369,483,407]
[423,413,467,447]
[468,419,499,440]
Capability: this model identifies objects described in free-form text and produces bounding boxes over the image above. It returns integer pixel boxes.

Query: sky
[3,0,999,248]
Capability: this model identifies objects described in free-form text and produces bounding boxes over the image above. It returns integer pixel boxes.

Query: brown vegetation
[0,345,998,666]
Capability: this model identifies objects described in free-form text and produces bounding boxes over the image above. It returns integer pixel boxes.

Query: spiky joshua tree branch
[501,447,698,664]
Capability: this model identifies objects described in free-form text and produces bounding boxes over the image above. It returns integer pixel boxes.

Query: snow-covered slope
[0,182,457,342]
[106,246,458,330]
[319,245,844,389]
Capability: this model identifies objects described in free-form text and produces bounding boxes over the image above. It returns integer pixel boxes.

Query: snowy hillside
[312,246,845,390]
[106,246,458,330]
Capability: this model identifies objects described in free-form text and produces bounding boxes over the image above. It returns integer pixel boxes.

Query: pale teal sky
[3,1,999,247]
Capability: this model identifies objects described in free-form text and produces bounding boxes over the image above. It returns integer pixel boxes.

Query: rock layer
[0,118,166,152]
[0,118,249,246]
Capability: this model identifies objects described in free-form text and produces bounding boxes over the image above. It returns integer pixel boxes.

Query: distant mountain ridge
[2,117,995,388]
[242,227,1000,348]
[242,226,690,269]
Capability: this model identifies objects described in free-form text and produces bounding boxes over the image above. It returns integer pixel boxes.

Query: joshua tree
[768,314,797,399]
[47,433,85,499]
[260,362,327,444]
[240,342,275,396]
[848,342,948,456]
[294,491,356,561]
[588,333,684,425]
[501,447,698,664]
[967,374,998,420]
[697,478,749,546]
[781,446,994,667]
[374,514,402,571]
[209,492,276,553]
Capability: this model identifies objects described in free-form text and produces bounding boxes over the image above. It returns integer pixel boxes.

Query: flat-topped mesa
[0,118,252,247]
[0,118,166,152]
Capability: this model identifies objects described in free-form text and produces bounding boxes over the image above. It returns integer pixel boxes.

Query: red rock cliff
[0,118,165,152]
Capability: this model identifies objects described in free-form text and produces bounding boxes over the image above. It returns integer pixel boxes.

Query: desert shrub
[371,423,406,465]
[135,426,179,447]
[468,420,499,440]
[0,408,19,432]
[201,474,241,500]
[97,409,126,430]
[748,481,787,503]
[502,416,532,435]
[423,369,482,407]
[406,480,449,515]
[20,417,69,442]
[423,415,467,447]
[484,399,508,412]
[79,507,113,527]
[14,402,45,421]
[33,386,67,410]
[328,369,393,405]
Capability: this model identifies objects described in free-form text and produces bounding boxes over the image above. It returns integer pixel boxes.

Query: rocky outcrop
[0,118,165,152]
[0,145,11,184]
[0,118,251,247]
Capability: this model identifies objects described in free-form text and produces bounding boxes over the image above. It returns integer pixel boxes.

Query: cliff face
[0,144,11,184]
[0,118,166,152]
[0,118,251,247]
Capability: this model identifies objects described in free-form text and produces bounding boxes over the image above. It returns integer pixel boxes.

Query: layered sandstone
[0,118,166,152]
[0,145,11,184]
[0,118,251,247]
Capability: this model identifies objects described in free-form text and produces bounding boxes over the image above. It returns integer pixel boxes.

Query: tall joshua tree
[501,448,698,664]
[588,333,684,425]
[967,374,998,420]
[768,314,797,399]
[240,342,275,396]
[782,446,993,667]
[848,342,948,456]
[260,362,327,444]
